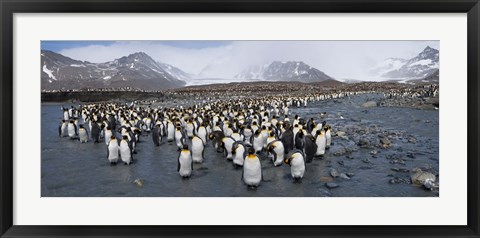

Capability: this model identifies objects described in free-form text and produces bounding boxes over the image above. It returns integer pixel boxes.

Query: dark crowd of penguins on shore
[58,94,351,189]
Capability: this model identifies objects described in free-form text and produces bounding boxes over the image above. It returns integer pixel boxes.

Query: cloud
[58,40,439,80]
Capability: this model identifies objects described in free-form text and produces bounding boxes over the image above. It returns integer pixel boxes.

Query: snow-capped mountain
[157,62,192,82]
[234,61,334,83]
[380,46,439,79]
[41,51,187,90]
[368,57,408,77]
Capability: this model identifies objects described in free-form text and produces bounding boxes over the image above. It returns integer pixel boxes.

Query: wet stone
[320,176,333,182]
[329,168,340,178]
[339,173,351,180]
[325,182,339,189]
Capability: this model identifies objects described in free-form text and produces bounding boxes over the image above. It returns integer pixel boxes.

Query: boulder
[362,101,377,108]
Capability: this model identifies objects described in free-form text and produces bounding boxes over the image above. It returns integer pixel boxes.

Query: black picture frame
[1,0,479,237]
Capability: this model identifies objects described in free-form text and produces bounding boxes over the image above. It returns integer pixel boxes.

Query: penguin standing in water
[325,125,332,149]
[267,140,285,166]
[107,135,119,165]
[294,129,305,150]
[242,147,262,189]
[209,130,225,153]
[232,141,246,168]
[175,126,187,151]
[78,125,89,143]
[196,123,208,146]
[220,136,236,160]
[284,149,306,183]
[191,136,205,163]
[315,129,327,157]
[58,120,68,137]
[280,124,294,154]
[119,135,133,165]
[177,145,193,178]
[152,124,162,146]
[91,121,101,143]
[67,120,77,139]
[251,129,264,155]
[167,121,175,142]
[304,134,317,163]
[104,127,113,146]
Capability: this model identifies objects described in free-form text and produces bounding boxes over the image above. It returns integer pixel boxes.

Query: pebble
[336,131,346,137]
[411,168,436,185]
[339,173,351,180]
[346,172,355,177]
[329,168,340,178]
[133,178,144,187]
[325,182,339,189]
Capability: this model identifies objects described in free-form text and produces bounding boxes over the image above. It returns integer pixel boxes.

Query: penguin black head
[111,135,116,140]
[324,126,329,132]
[261,125,266,130]
[269,131,275,137]
[62,120,65,123]
[183,144,189,150]
[295,115,299,119]
[79,125,84,128]
[247,147,255,155]
[69,120,74,123]
[322,121,327,127]
[316,130,321,136]
[122,135,128,140]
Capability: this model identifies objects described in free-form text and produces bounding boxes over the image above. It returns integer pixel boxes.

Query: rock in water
[325,182,339,189]
[339,173,351,180]
[411,168,436,185]
[362,101,377,108]
[134,178,144,187]
[336,131,346,137]
[329,168,340,178]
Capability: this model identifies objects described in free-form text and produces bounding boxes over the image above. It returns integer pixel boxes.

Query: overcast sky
[42,40,439,81]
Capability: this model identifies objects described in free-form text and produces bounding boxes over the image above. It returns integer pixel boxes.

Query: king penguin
[67,120,77,139]
[304,134,317,163]
[78,125,89,143]
[315,129,327,157]
[177,144,193,178]
[191,136,205,163]
[119,135,133,165]
[267,140,285,166]
[232,141,246,168]
[242,147,262,189]
[284,149,306,183]
[107,135,119,165]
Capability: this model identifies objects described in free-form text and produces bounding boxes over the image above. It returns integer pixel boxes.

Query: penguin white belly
[273,144,285,166]
[186,124,194,138]
[315,136,326,156]
[224,139,234,159]
[67,124,76,138]
[167,125,175,141]
[253,136,263,153]
[61,124,68,137]
[119,142,131,164]
[79,129,88,143]
[191,139,204,163]
[175,131,183,148]
[105,130,112,145]
[197,128,207,145]
[107,143,119,163]
[326,130,332,147]
[233,147,245,166]
[290,157,305,178]
[63,111,69,121]
[243,159,262,186]
[178,153,193,177]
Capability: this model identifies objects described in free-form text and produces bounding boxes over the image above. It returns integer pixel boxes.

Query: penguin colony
[57,95,339,189]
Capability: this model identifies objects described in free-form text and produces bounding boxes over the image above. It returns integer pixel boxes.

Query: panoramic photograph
[41,40,439,197]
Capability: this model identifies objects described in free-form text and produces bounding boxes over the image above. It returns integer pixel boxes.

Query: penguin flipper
[106,147,109,158]
[177,155,181,172]
[58,125,61,137]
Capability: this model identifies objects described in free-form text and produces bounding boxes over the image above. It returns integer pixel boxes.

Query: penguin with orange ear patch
[284,149,306,183]
[242,147,262,189]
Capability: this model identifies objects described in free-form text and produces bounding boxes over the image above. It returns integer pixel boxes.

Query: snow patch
[410,59,432,66]
[103,76,112,80]
[70,64,85,67]
[42,65,57,81]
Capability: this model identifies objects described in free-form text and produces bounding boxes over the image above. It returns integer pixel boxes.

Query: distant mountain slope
[381,46,439,79]
[41,50,187,90]
[234,61,334,83]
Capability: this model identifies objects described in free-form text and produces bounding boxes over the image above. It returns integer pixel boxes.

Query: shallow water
[41,94,439,197]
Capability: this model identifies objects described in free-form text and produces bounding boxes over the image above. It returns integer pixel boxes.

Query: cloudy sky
[41,40,439,81]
